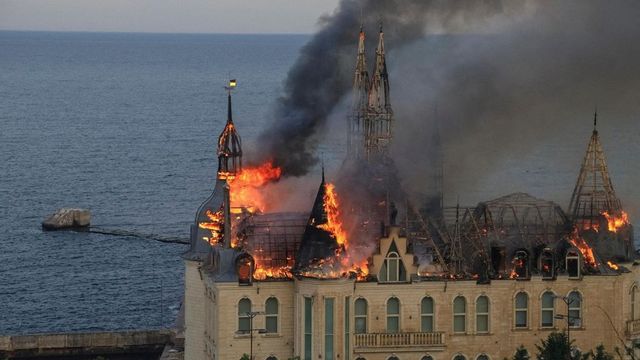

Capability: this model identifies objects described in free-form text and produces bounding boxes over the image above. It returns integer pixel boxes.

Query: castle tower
[217,89,242,180]
[294,169,343,274]
[347,26,370,160]
[568,111,622,229]
[365,23,394,160]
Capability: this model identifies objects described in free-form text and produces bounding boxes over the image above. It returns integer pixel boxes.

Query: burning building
[182,26,640,360]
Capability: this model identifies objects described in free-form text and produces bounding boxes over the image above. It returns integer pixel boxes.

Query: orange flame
[601,210,630,233]
[319,183,347,247]
[198,208,224,245]
[568,228,598,268]
[607,261,619,271]
[228,161,282,213]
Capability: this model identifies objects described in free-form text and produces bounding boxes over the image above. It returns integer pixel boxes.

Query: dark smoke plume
[257,0,516,176]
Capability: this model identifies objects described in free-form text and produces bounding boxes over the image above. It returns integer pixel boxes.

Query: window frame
[514,291,529,329]
[632,285,639,320]
[386,297,401,333]
[354,298,368,334]
[265,297,279,334]
[566,249,581,279]
[453,296,467,334]
[453,354,468,360]
[421,296,435,332]
[540,291,556,328]
[475,295,490,334]
[237,298,252,333]
[567,291,582,328]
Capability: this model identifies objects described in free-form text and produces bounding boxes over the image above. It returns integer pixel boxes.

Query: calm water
[0,31,307,334]
[2,31,640,335]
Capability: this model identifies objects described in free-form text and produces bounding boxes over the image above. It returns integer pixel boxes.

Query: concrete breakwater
[0,329,175,359]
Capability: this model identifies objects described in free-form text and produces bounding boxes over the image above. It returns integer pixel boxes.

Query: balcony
[354,332,445,352]
[627,319,640,337]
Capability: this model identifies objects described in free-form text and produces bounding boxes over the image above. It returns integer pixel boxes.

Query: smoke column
[257,0,518,176]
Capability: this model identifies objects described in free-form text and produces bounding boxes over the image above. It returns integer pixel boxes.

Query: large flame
[601,210,630,233]
[319,183,347,247]
[568,228,598,268]
[229,161,282,213]
[607,261,619,270]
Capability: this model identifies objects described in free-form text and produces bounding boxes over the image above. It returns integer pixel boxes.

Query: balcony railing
[354,332,445,349]
[627,319,640,336]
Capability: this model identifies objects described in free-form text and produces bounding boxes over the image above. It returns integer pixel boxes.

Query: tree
[513,345,530,360]
[240,354,250,360]
[583,345,614,360]
[535,332,581,360]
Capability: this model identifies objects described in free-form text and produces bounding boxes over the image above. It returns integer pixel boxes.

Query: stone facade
[183,227,640,360]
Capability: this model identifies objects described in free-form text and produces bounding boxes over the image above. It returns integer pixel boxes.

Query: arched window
[476,355,490,360]
[541,291,555,328]
[387,297,400,333]
[265,297,278,333]
[512,250,529,279]
[568,291,582,328]
[514,292,528,328]
[379,246,407,283]
[266,357,278,360]
[388,357,399,360]
[237,255,253,284]
[354,298,368,334]
[566,249,581,278]
[476,296,489,333]
[632,285,640,320]
[453,296,466,333]
[540,249,554,279]
[453,355,467,360]
[421,297,435,332]
[355,358,367,360]
[421,356,434,360]
[238,298,251,332]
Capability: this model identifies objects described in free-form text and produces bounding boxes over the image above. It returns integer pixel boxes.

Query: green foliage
[581,345,614,360]
[240,354,251,360]
[535,332,581,360]
[513,345,530,360]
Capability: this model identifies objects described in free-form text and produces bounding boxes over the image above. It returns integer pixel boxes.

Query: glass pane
[387,298,399,314]
[344,297,350,360]
[454,297,466,313]
[304,334,312,360]
[569,291,582,308]
[379,262,388,282]
[389,259,398,282]
[542,293,554,308]
[266,316,278,333]
[239,317,250,332]
[542,310,553,327]
[387,316,399,333]
[515,293,528,309]
[325,334,334,360]
[355,318,366,334]
[422,297,434,314]
[454,314,465,332]
[355,299,367,316]
[477,314,488,332]
[422,357,434,360]
[569,309,580,327]
[266,298,278,314]
[478,356,489,360]
[305,297,313,333]
[476,296,489,313]
[454,356,466,360]
[399,260,406,281]
[421,315,433,332]
[515,310,527,327]
[325,299,334,334]
[238,299,251,315]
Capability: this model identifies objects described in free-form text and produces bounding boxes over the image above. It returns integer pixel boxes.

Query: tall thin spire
[568,112,621,227]
[347,25,370,159]
[217,82,242,180]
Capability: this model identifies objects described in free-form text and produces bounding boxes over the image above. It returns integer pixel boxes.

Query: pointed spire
[593,106,598,132]
[347,24,371,159]
[568,113,622,225]
[217,83,242,179]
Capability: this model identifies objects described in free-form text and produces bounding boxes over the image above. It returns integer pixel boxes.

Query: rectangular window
[421,314,434,332]
[344,297,350,360]
[453,315,465,332]
[515,310,527,328]
[325,298,334,360]
[304,297,313,360]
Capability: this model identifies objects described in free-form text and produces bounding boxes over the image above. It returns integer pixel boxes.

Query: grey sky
[0,0,341,33]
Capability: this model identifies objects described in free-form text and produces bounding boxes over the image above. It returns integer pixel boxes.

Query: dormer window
[512,250,529,279]
[566,249,581,279]
[540,249,554,279]
[378,241,406,282]
[237,255,253,285]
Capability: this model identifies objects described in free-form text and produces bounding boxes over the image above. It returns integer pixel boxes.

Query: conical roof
[368,24,391,114]
[294,170,341,272]
[568,112,622,223]
[217,92,242,179]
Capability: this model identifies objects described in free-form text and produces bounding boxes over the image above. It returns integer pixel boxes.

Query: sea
[1,31,639,335]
